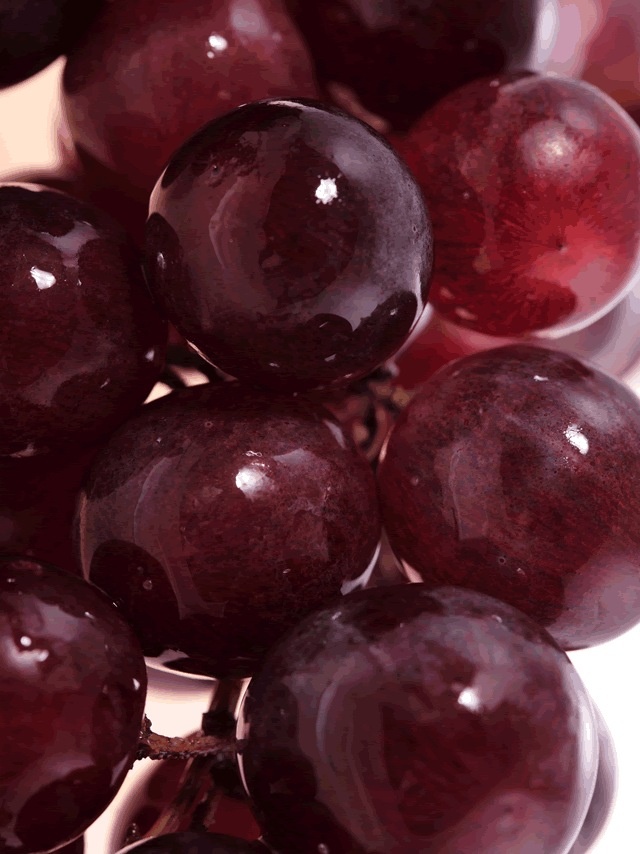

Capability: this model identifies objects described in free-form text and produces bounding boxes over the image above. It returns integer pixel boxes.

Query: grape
[0,445,100,574]
[0,557,147,853]
[118,832,266,853]
[379,344,640,649]
[61,0,319,193]
[0,183,167,458]
[285,0,545,131]
[397,72,640,337]
[77,383,381,678]
[0,0,100,89]
[570,704,616,853]
[145,98,432,391]
[238,584,597,854]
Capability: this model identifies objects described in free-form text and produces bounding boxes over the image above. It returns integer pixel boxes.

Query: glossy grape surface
[145,98,431,391]
[62,0,319,193]
[0,184,166,458]
[379,345,640,649]
[0,557,147,853]
[570,704,616,853]
[238,584,597,854]
[77,384,381,678]
[119,833,265,853]
[398,72,640,336]
[0,0,100,89]
[0,445,99,573]
[285,0,544,130]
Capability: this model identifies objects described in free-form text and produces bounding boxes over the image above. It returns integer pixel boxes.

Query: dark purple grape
[0,557,147,853]
[238,584,597,854]
[62,0,319,194]
[118,832,266,853]
[285,0,545,130]
[0,183,167,458]
[77,383,381,678]
[0,1,101,89]
[378,344,640,649]
[145,98,432,392]
[570,704,617,853]
[0,444,100,574]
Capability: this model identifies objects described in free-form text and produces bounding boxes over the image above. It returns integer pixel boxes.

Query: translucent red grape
[0,183,166,458]
[238,584,597,853]
[145,98,432,391]
[77,383,381,678]
[397,72,640,336]
[379,344,640,649]
[0,557,147,853]
[62,0,319,193]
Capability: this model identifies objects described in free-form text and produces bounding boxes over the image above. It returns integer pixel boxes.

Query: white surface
[0,47,638,854]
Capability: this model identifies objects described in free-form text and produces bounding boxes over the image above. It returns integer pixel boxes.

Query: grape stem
[137,715,236,762]
[131,678,245,840]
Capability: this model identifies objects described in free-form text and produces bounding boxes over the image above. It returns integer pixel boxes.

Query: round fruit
[145,98,432,391]
[238,584,597,853]
[398,72,640,336]
[0,183,166,458]
[77,383,381,678]
[0,557,147,853]
[379,344,640,649]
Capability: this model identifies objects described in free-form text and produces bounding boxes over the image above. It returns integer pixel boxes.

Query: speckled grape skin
[62,0,319,193]
[285,0,543,130]
[238,584,597,854]
[397,73,640,336]
[0,557,147,854]
[379,345,640,649]
[0,184,166,458]
[145,98,432,392]
[77,383,381,679]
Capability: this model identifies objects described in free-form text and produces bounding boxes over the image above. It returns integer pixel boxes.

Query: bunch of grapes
[1,0,639,851]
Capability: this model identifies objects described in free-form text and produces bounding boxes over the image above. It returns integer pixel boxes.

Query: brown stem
[137,715,236,762]
[135,678,246,839]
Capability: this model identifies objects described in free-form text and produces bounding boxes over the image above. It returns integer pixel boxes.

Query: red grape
[238,584,597,853]
[285,0,546,131]
[0,0,100,89]
[77,384,381,678]
[379,344,640,649]
[145,98,432,391]
[61,0,319,193]
[0,557,147,853]
[397,72,640,336]
[0,184,167,458]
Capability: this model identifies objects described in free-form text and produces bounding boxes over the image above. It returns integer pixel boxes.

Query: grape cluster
[1,0,638,852]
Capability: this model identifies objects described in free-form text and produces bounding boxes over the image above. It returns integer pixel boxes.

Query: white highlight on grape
[30,266,56,290]
[564,423,589,455]
[207,33,229,58]
[235,464,271,496]
[533,375,549,382]
[315,177,338,205]
[457,685,482,713]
